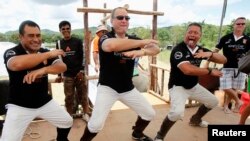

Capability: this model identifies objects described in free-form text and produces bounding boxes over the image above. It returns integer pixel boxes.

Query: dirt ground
[21,92,250,141]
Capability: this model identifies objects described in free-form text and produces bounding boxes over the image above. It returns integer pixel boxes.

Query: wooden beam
[101,4,129,23]
[77,7,164,16]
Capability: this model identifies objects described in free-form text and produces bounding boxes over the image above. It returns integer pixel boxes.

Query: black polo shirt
[216,33,250,68]
[56,37,84,77]
[4,44,57,108]
[98,30,140,93]
[168,42,210,89]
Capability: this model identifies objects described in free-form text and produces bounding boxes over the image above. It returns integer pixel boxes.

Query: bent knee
[168,111,183,121]
[88,120,104,133]
[206,98,219,109]
[63,116,73,128]
[141,108,156,121]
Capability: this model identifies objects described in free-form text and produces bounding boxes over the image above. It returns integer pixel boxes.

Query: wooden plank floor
[21,92,250,141]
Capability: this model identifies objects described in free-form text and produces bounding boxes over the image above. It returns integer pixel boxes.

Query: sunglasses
[236,23,245,26]
[61,27,70,31]
[115,16,130,21]
[101,31,108,34]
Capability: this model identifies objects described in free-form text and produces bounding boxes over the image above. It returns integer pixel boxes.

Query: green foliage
[0,33,6,41]
[9,34,19,44]
[157,50,171,62]
[168,25,186,46]
[245,19,250,36]
[1,19,250,49]
[128,27,151,39]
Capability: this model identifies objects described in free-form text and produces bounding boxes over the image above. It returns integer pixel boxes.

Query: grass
[157,49,171,63]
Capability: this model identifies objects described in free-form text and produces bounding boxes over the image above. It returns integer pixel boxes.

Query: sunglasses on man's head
[236,23,245,26]
[61,27,70,31]
[115,16,130,21]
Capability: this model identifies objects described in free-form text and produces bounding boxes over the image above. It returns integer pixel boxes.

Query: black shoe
[0,120,4,137]
[189,120,208,128]
[132,133,153,141]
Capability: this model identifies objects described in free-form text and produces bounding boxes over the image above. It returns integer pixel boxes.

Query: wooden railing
[148,64,200,107]
[148,64,170,103]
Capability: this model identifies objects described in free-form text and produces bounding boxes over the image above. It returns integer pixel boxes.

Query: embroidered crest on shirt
[225,39,231,44]
[186,52,191,58]
[174,52,183,59]
[243,39,247,44]
[5,50,16,58]
[65,46,75,56]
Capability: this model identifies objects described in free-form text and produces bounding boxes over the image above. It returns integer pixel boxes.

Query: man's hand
[122,50,144,59]
[47,49,65,59]
[141,39,159,48]
[194,51,212,59]
[23,67,47,84]
[76,71,84,81]
[209,69,223,77]
[55,76,63,83]
[94,64,100,73]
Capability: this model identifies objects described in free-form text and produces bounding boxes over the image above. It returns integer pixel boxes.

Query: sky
[0,0,250,33]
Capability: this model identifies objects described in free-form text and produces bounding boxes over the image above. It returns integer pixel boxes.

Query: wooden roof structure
[77,0,164,92]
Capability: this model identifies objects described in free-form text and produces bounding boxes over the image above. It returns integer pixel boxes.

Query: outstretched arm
[179,62,223,77]
[121,42,160,59]
[7,49,65,71]
[102,38,159,52]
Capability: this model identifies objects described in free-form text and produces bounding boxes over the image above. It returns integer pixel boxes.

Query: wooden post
[102,3,107,25]
[149,0,158,92]
[83,0,89,74]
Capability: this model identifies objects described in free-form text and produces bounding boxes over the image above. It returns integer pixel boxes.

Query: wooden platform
[21,92,250,141]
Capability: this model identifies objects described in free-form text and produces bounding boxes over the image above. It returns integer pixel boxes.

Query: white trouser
[168,84,218,121]
[88,85,155,133]
[0,100,73,141]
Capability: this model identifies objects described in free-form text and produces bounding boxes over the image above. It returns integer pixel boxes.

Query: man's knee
[88,120,104,133]
[66,117,74,127]
[168,111,183,121]
[207,98,219,109]
[148,108,156,120]
[141,107,156,121]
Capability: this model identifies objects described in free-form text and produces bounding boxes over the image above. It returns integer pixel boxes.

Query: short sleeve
[4,48,17,65]
[171,49,187,66]
[93,37,99,52]
[216,35,227,50]
[99,34,109,45]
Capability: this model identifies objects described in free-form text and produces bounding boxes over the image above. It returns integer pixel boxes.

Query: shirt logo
[243,39,247,44]
[100,35,109,42]
[66,46,71,52]
[5,50,16,58]
[225,39,231,44]
[174,52,183,59]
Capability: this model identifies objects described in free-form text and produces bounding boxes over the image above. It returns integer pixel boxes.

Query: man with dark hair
[80,7,160,141]
[1,20,73,141]
[55,20,91,121]
[154,22,227,141]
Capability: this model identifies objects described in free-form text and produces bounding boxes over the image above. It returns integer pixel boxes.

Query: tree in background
[1,19,249,49]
